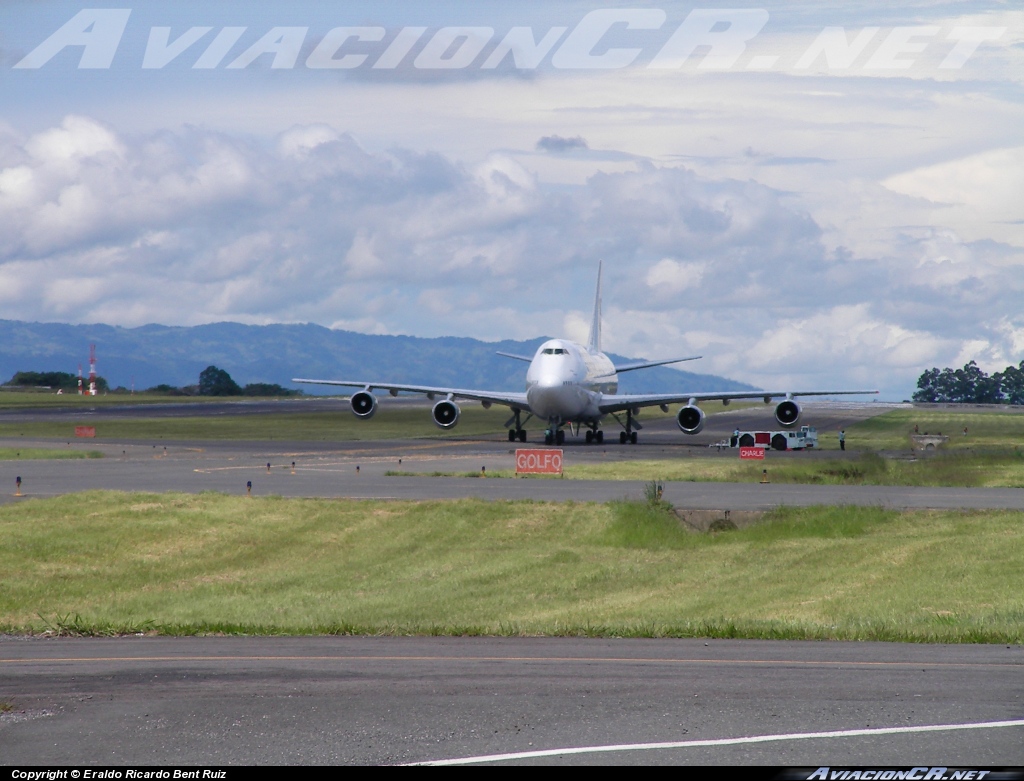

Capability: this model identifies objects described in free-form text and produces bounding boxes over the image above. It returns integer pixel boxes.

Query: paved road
[2,636,1021,765]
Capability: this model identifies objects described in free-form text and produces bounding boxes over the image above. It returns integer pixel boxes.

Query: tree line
[4,366,300,397]
[194,365,301,397]
[5,371,109,392]
[913,360,1024,404]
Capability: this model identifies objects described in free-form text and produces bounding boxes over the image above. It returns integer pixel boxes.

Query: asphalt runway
[2,637,1022,765]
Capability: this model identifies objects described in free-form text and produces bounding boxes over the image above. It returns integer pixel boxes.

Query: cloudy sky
[1,1,1021,398]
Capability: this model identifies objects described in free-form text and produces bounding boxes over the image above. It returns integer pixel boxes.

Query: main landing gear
[506,409,530,443]
[615,408,640,444]
[542,422,606,445]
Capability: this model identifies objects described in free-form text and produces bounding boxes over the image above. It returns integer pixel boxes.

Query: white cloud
[645,258,705,295]
[0,113,1021,398]
[25,115,124,165]
[277,124,341,158]
[883,146,1024,242]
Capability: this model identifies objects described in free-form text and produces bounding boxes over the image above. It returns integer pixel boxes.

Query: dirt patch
[673,509,765,533]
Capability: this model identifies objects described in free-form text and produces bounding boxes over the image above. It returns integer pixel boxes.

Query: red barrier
[75,426,96,438]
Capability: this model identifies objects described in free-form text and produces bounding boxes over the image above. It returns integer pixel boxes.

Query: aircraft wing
[612,355,702,373]
[292,378,529,409]
[598,389,878,414]
[495,351,533,362]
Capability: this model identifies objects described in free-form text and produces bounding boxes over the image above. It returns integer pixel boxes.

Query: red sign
[515,448,563,474]
[739,446,765,460]
[75,426,96,438]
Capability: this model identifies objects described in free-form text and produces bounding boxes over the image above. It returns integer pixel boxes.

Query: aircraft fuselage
[525,339,616,422]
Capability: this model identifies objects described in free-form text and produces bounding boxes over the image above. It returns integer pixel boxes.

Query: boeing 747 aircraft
[293,266,877,445]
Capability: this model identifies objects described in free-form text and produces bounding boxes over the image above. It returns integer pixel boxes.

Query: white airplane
[293,265,877,445]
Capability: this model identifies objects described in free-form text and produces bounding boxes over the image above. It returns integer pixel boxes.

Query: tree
[913,366,959,403]
[1000,361,1024,405]
[912,368,942,403]
[913,361,1005,404]
[198,365,242,396]
[952,360,1002,404]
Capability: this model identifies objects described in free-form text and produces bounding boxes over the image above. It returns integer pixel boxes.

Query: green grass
[0,407,517,441]
[2,491,1021,643]
[385,449,1024,487]
[0,391,248,409]
[567,449,1024,487]
[0,447,103,460]
[847,408,1024,450]
[0,398,750,441]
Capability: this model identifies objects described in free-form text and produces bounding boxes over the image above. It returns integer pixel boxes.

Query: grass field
[0,401,725,441]
[389,449,1024,488]
[562,449,1024,487]
[0,407,516,441]
[0,392,239,409]
[0,448,103,460]
[2,491,1021,643]
[846,407,1024,450]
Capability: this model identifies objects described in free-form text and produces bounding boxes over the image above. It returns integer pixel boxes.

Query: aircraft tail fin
[587,261,602,353]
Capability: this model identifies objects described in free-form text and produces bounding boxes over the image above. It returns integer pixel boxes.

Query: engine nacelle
[774,399,801,427]
[676,404,705,435]
[432,399,461,429]
[350,390,378,419]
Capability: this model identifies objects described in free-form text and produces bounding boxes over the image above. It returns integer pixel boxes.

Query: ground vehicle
[729,426,818,451]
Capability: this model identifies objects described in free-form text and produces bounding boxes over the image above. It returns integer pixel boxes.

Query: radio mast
[88,344,97,396]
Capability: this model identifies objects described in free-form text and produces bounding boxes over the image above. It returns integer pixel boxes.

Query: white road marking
[410,719,1024,765]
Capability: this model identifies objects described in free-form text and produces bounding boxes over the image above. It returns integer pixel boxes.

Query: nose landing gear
[544,429,565,446]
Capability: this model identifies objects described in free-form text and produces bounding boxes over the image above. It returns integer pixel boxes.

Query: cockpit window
[542,348,567,355]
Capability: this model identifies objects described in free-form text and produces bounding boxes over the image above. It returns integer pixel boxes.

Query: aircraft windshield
[542,348,567,355]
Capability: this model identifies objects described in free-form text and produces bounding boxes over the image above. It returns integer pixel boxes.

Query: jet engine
[676,404,705,435]
[774,399,801,427]
[350,390,378,419]
[432,399,461,429]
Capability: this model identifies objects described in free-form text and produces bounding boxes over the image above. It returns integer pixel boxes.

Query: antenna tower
[88,344,97,396]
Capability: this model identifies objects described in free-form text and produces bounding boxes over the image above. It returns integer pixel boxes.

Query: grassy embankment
[2,491,1021,642]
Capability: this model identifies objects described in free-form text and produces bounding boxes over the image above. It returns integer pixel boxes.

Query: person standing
[839,429,846,451]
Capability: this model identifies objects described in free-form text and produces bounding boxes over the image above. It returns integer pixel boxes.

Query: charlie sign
[516,449,563,475]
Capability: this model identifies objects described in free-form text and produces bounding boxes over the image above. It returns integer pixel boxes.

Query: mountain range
[0,320,757,396]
